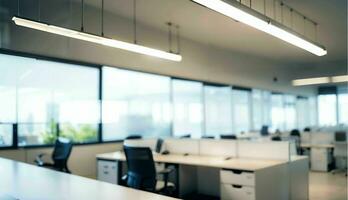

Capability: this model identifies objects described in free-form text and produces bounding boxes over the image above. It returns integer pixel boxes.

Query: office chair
[125,135,143,140]
[271,136,281,141]
[290,129,301,155]
[123,146,175,193]
[34,137,73,173]
[202,136,214,139]
[303,127,311,132]
[260,125,269,136]
[220,134,237,140]
[180,134,191,138]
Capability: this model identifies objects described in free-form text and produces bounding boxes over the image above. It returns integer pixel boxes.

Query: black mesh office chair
[202,136,214,139]
[34,137,73,173]
[124,146,175,193]
[290,129,301,154]
[125,135,143,140]
[220,134,237,140]
[271,136,282,141]
[179,134,191,138]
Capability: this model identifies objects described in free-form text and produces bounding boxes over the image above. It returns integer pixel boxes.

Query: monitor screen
[335,132,347,142]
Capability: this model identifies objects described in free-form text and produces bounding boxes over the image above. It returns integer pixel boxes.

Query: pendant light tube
[12,16,182,62]
[192,0,327,56]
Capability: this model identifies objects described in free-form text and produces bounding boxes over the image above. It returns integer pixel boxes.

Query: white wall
[0,142,123,178]
[0,1,316,96]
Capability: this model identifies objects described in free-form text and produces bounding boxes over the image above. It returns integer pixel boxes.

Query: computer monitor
[335,132,347,142]
[155,138,164,153]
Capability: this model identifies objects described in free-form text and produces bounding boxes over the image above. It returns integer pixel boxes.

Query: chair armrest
[34,153,48,166]
[157,168,174,175]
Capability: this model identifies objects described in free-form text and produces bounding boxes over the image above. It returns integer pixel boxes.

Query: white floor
[309,172,347,200]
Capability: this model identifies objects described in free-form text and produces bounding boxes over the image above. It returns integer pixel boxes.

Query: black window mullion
[98,67,103,143]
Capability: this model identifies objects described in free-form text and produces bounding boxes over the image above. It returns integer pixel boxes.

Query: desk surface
[97,151,288,171]
[0,157,178,200]
[300,144,335,148]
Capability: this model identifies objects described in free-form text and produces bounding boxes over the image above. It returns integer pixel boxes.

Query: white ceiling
[82,0,347,65]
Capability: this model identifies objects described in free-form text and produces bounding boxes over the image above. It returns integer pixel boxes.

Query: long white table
[0,157,178,200]
[96,151,306,200]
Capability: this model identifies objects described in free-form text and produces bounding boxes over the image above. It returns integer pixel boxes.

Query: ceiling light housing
[292,77,331,86]
[331,75,348,83]
[12,16,182,62]
[192,0,327,56]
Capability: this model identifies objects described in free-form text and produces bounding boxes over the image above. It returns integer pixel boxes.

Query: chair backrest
[303,127,311,132]
[180,134,191,138]
[52,137,73,169]
[290,129,301,137]
[220,134,237,140]
[123,146,156,191]
[260,126,269,136]
[125,135,143,140]
[202,136,214,139]
[271,136,281,141]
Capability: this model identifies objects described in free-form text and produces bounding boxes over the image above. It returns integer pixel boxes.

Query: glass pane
[8,56,100,146]
[308,97,318,127]
[271,94,285,131]
[60,123,98,143]
[318,94,337,126]
[172,79,203,138]
[0,54,17,123]
[232,89,251,134]
[102,67,171,141]
[204,85,232,137]
[338,93,348,125]
[18,123,57,146]
[0,124,13,147]
[252,89,262,131]
[284,95,296,131]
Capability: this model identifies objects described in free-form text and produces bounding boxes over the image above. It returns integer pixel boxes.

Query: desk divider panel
[199,139,237,157]
[310,132,334,144]
[300,132,312,144]
[237,141,290,161]
[123,139,158,151]
[164,139,200,155]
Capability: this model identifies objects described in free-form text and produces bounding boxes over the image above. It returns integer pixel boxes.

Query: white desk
[0,157,178,200]
[301,143,334,172]
[97,151,291,200]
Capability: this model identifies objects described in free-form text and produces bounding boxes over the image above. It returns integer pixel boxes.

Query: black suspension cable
[101,0,104,36]
[133,0,137,44]
[176,25,181,54]
[81,0,84,32]
[167,22,172,53]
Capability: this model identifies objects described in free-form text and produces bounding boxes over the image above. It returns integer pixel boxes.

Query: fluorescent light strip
[331,75,348,83]
[192,0,327,56]
[12,17,182,62]
[292,77,330,86]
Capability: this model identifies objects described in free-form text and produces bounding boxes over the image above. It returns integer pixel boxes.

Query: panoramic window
[102,67,171,141]
[172,79,203,138]
[204,85,232,137]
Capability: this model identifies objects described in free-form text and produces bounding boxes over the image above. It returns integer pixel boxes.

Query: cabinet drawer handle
[103,165,109,169]
[232,184,242,188]
[103,171,109,175]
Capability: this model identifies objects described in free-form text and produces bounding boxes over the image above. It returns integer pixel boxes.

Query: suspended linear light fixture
[192,0,327,56]
[331,75,348,83]
[12,0,182,62]
[292,77,330,86]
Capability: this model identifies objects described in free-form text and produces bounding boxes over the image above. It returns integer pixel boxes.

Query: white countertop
[97,151,288,171]
[0,157,179,200]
